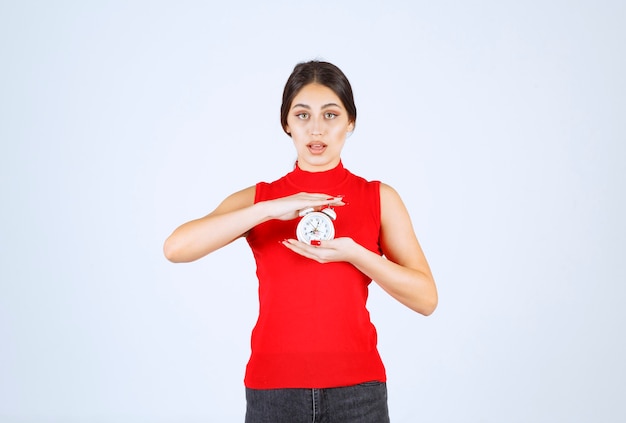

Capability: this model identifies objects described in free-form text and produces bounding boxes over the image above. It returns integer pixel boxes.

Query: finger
[281,239,316,257]
[326,198,346,206]
[283,239,320,253]
[311,198,346,207]
[281,240,334,264]
[303,193,345,202]
[324,195,345,203]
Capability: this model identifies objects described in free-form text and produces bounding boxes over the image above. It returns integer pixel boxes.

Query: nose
[309,116,324,136]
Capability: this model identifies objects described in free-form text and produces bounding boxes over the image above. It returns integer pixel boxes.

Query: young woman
[163,60,437,423]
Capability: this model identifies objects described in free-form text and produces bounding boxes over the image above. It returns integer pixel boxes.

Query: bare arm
[163,188,345,263]
[282,183,437,315]
[163,186,258,263]
[360,183,437,314]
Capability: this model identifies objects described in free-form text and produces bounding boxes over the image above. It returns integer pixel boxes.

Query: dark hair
[280,60,357,135]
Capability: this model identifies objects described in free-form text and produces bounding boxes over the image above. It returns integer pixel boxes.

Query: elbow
[163,236,185,263]
[419,297,438,316]
[163,233,207,263]
[419,275,438,316]
[402,293,437,316]
[414,288,438,316]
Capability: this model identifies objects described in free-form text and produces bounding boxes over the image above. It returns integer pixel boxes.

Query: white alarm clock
[296,207,337,244]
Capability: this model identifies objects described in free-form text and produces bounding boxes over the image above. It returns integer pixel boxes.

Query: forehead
[291,83,345,108]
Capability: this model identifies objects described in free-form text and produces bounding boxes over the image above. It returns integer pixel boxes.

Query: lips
[307,142,327,154]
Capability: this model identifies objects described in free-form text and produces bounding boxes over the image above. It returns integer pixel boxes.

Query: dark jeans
[245,381,390,423]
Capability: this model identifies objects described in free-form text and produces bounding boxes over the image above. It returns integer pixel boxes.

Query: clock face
[296,211,336,244]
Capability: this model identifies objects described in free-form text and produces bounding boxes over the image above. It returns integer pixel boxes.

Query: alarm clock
[296,207,337,244]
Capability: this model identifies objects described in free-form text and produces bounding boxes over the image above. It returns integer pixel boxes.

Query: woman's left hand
[282,183,437,316]
[281,237,359,264]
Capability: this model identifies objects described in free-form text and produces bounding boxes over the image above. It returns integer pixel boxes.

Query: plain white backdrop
[1,1,624,422]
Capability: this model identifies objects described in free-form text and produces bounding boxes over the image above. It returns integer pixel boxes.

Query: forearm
[166,191,347,264]
[163,202,269,263]
[350,245,437,316]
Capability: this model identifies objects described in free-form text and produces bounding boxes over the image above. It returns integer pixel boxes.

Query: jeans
[245,381,390,423]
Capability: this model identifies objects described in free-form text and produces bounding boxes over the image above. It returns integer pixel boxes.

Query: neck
[296,157,341,172]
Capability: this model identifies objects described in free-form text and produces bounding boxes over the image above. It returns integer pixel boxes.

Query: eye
[296,112,309,120]
[324,112,337,119]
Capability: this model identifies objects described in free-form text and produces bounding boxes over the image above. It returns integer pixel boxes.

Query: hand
[264,192,345,221]
[281,237,359,264]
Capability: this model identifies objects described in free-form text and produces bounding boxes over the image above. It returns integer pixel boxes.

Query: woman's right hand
[263,192,345,221]
[164,189,344,263]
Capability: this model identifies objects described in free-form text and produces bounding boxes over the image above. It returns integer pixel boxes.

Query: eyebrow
[291,103,342,110]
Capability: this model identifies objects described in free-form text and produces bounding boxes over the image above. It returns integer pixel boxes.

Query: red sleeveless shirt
[245,162,387,389]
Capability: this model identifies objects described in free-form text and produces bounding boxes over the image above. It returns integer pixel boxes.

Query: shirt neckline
[285,161,350,192]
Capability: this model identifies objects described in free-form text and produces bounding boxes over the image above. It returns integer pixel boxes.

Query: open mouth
[307,142,327,154]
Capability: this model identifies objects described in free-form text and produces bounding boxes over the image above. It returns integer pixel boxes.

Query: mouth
[307,142,327,154]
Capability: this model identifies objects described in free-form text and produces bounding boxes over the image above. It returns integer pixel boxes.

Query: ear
[347,121,355,132]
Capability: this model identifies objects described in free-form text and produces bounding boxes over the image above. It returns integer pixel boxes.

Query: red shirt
[245,162,387,389]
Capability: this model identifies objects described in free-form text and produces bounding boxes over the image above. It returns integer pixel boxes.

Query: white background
[1,1,624,422]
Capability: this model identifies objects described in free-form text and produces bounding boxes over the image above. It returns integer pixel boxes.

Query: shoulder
[377,182,411,224]
[379,182,403,205]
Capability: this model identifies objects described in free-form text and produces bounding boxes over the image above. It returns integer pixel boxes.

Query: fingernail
[310,240,321,246]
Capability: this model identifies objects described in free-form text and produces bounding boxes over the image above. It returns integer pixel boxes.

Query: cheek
[329,124,350,138]
[287,119,307,135]
[290,128,309,145]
